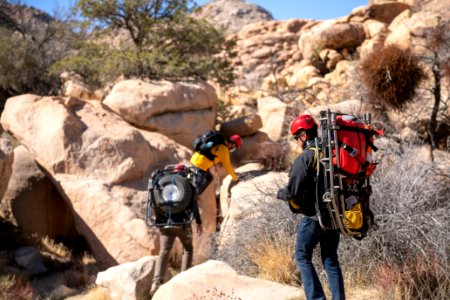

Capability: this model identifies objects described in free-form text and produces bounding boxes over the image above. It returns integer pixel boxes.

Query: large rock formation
[153,260,303,300]
[103,79,218,148]
[192,0,273,34]
[227,18,311,96]
[216,164,297,274]
[2,146,77,242]
[0,94,197,266]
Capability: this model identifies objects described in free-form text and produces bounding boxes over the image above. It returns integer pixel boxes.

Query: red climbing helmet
[290,114,317,135]
[229,135,242,149]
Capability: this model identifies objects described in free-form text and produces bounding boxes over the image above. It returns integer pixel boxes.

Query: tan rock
[232,132,285,168]
[363,19,388,38]
[3,146,77,241]
[217,164,294,256]
[288,65,321,88]
[0,138,14,203]
[103,79,218,148]
[299,20,366,60]
[385,11,448,50]
[0,94,196,266]
[324,60,358,90]
[56,175,159,266]
[1,95,162,185]
[60,72,99,100]
[257,97,289,141]
[153,260,303,300]
[191,0,273,34]
[307,99,379,120]
[95,256,157,300]
[219,115,262,138]
[388,8,412,32]
[319,49,344,71]
[359,35,385,59]
[251,47,273,59]
[366,2,410,24]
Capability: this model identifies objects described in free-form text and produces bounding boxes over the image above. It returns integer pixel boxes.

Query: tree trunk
[428,64,441,162]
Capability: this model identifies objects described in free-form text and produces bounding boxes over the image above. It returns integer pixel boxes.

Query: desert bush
[0,2,80,107]
[63,252,98,289]
[360,44,424,111]
[0,275,33,300]
[211,139,449,299]
[338,139,450,299]
[54,0,236,87]
[246,230,297,285]
[376,251,450,300]
[210,171,300,286]
[40,235,72,259]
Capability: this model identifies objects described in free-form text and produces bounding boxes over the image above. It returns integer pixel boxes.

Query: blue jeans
[296,217,345,300]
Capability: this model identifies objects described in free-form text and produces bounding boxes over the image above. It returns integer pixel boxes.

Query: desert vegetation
[0,0,78,109]
[51,0,236,87]
[0,0,235,110]
[360,18,450,154]
[0,220,100,299]
[211,140,449,300]
[0,0,449,299]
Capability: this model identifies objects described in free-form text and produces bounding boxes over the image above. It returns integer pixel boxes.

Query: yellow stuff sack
[345,202,363,230]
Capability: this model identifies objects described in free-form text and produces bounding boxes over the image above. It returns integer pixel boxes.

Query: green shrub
[0,2,82,108]
[53,0,236,86]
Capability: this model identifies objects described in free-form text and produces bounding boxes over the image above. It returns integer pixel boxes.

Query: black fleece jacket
[277,141,320,217]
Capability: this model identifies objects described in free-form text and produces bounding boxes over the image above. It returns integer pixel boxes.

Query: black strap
[339,141,369,168]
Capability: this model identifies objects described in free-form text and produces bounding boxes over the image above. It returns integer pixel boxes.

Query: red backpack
[332,115,382,178]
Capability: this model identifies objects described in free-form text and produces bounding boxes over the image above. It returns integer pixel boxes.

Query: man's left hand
[277,188,288,201]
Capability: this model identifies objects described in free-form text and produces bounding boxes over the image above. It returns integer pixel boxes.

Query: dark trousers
[152,226,193,285]
[194,168,213,196]
[295,217,345,300]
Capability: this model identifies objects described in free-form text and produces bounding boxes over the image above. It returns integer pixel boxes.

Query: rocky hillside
[192,0,273,33]
[0,0,449,299]
[0,1,53,30]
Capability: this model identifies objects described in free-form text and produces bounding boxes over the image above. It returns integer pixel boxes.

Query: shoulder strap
[308,147,319,172]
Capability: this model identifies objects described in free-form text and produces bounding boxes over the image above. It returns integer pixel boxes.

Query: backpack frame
[145,164,197,228]
[315,110,381,240]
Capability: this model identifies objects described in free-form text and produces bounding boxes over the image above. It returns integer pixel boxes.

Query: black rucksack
[192,130,226,161]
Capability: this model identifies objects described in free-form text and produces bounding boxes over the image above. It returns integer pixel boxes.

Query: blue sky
[22,0,369,21]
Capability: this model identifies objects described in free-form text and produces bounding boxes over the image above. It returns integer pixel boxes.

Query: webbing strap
[337,125,376,135]
[308,147,319,172]
[339,141,368,167]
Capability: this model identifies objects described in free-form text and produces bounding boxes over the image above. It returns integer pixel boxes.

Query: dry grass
[212,139,449,300]
[73,286,111,300]
[40,235,72,259]
[339,140,450,299]
[0,275,33,300]
[246,231,297,285]
[63,252,98,289]
[375,251,450,300]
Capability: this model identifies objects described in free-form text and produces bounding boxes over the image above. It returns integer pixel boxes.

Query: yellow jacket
[190,144,238,181]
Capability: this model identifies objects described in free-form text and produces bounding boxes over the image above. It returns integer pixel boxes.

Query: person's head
[228,134,242,152]
[290,114,318,149]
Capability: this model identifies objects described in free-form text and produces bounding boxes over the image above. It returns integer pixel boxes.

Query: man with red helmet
[277,114,345,300]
